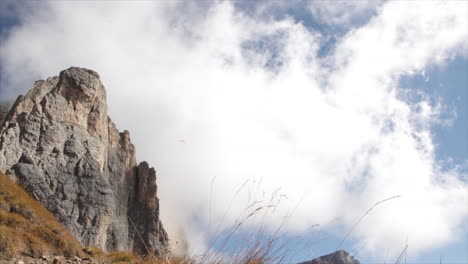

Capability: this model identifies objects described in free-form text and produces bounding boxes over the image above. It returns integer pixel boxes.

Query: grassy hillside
[0,171,297,263]
[0,172,184,263]
[0,172,84,259]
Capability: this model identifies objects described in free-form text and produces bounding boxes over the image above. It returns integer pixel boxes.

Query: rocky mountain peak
[0,67,169,256]
[298,250,360,264]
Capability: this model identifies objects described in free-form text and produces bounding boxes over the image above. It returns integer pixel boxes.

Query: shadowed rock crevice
[0,67,169,256]
[0,101,14,126]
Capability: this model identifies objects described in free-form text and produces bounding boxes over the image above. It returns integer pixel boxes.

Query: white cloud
[307,0,383,26]
[0,0,466,260]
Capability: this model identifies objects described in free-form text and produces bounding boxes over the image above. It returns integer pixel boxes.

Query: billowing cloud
[307,0,383,26]
[0,0,466,260]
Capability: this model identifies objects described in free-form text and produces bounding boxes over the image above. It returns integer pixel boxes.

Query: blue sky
[399,56,467,169]
[0,1,466,263]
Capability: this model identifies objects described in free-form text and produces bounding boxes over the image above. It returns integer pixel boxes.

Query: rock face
[298,250,360,264]
[0,67,168,256]
[0,101,13,124]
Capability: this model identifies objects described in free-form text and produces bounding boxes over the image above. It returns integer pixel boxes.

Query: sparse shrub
[23,232,50,257]
[0,226,21,259]
[83,246,104,256]
[0,209,27,227]
[106,252,139,263]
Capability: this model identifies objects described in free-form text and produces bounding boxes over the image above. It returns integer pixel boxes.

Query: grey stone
[298,250,360,264]
[0,101,13,125]
[0,67,169,256]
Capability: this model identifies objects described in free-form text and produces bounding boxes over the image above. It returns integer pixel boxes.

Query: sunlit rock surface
[0,67,168,256]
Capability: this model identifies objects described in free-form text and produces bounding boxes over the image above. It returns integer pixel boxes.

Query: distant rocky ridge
[0,67,168,256]
[298,250,360,264]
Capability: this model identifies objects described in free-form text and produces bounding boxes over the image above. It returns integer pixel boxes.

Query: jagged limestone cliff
[0,67,168,256]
